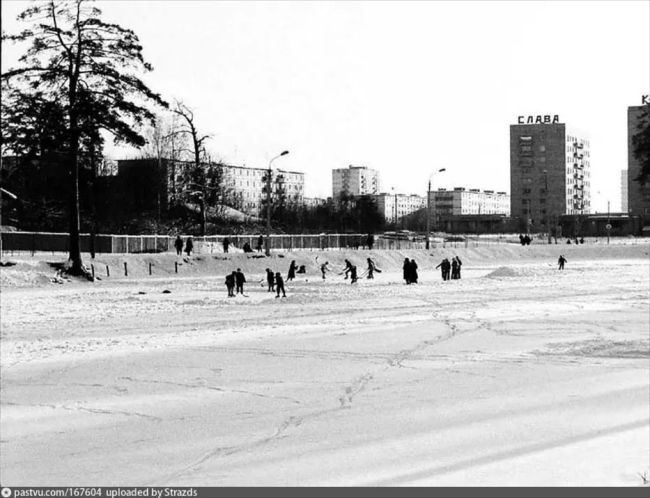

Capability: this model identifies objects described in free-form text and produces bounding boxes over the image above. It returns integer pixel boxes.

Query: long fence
[0,231,427,255]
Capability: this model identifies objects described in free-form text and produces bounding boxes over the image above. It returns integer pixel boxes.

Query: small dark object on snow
[162,289,171,294]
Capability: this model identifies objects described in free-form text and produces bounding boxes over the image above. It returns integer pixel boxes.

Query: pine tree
[2,0,166,274]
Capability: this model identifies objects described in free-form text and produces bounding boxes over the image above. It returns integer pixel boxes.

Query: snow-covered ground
[1,244,649,486]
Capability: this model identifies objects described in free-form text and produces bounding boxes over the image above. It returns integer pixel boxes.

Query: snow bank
[1,241,648,289]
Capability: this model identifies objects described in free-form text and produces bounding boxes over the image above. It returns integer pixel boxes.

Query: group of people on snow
[435,256,462,281]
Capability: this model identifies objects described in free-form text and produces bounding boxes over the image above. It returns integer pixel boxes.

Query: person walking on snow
[223,237,230,253]
[350,265,358,284]
[403,258,412,284]
[343,259,354,279]
[410,259,419,283]
[275,272,286,298]
[257,235,264,252]
[184,237,193,257]
[174,235,183,256]
[451,258,459,280]
[265,268,275,292]
[225,272,235,297]
[321,261,330,280]
[454,256,463,279]
[287,260,297,282]
[366,258,376,279]
[235,268,246,294]
[558,255,567,270]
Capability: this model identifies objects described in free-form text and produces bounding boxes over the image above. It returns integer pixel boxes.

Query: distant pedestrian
[343,259,354,279]
[410,259,419,284]
[243,242,253,253]
[257,235,264,252]
[321,261,330,280]
[436,258,451,281]
[403,258,412,284]
[454,256,463,279]
[184,237,193,257]
[451,258,459,279]
[367,233,375,251]
[579,237,585,244]
[558,255,567,270]
[174,235,183,256]
[519,234,524,246]
[235,268,246,294]
[366,258,376,279]
[350,265,358,284]
[566,239,572,244]
[225,272,235,297]
[523,235,531,246]
[287,260,297,281]
[275,272,286,298]
[223,237,230,253]
[266,268,275,292]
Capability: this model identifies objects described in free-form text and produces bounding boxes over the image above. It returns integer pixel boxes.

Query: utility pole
[425,168,445,250]
[265,151,289,256]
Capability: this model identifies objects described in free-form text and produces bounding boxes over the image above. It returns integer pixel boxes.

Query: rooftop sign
[517,115,560,124]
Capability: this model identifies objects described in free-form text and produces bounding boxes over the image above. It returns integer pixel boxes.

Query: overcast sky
[2,0,648,210]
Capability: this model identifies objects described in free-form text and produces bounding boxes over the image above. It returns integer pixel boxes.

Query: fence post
[124,262,128,276]
[149,262,152,275]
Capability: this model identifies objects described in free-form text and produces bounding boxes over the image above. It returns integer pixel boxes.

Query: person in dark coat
[235,268,246,294]
[265,268,275,292]
[343,259,354,279]
[454,256,463,279]
[225,272,235,297]
[558,255,567,270]
[243,242,253,253]
[297,264,306,274]
[410,259,418,283]
[366,258,376,279]
[275,272,286,298]
[350,265,358,284]
[185,237,193,256]
[321,261,330,280]
[257,235,264,252]
[451,258,459,279]
[403,258,412,284]
[223,237,230,253]
[367,234,375,250]
[174,235,184,256]
[436,258,451,281]
[287,260,297,281]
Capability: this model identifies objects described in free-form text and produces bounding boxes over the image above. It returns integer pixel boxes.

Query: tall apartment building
[627,104,650,221]
[621,169,628,213]
[332,165,380,198]
[510,116,591,231]
[374,193,426,222]
[429,188,510,217]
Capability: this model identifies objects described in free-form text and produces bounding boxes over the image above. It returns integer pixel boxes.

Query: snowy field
[1,244,649,486]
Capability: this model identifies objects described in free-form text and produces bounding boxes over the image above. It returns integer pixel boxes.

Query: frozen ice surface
[1,244,649,486]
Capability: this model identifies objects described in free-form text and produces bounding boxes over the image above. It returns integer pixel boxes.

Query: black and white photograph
[1,0,649,493]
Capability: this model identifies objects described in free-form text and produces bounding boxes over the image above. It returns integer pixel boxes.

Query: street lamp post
[265,150,289,256]
[426,168,446,250]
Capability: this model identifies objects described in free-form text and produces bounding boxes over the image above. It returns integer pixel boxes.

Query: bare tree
[170,101,213,235]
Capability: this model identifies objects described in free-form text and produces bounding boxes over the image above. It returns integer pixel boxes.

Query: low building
[115,158,305,216]
[429,188,510,217]
[374,193,426,222]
